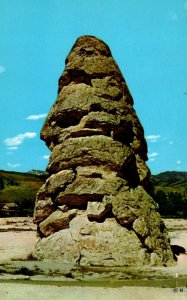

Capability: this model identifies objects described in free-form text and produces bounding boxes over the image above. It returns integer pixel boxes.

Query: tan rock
[47,136,133,173]
[46,170,75,194]
[81,111,120,129]
[133,217,149,237]
[33,184,55,223]
[33,197,55,224]
[59,125,105,141]
[39,209,77,237]
[34,215,144,266]
[87,201,111,220]
[135,154,150,184]
[91,77,123,100]
[112,186,157,225]
[55,174,128,208]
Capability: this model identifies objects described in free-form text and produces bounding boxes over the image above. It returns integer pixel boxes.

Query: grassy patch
[0,170,46,216]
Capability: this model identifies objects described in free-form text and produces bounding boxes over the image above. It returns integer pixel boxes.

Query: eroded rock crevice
[33,35,174,267]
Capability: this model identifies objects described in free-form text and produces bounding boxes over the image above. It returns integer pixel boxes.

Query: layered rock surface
[33,36,174,266]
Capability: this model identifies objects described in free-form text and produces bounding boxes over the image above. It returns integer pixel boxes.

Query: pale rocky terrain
[1,284,187,300]
[0,217,37,263]
[0,217,187,299]
[0,217,186,277]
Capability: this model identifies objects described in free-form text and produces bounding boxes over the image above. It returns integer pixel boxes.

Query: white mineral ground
[0,217,187,300]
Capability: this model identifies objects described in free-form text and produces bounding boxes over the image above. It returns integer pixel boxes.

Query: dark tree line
[154,190,187,218]
[0,178,4,190]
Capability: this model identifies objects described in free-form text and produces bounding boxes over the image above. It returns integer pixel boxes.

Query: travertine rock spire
[33,36,174,266]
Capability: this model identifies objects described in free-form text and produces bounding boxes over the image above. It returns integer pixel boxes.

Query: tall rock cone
[33,36,174,266]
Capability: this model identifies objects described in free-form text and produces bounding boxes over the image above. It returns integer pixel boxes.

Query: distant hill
[0,170,47,216]
[151,171,187,193]
[151,171,187,218]
[0,170,186,217]
[27,169,49,176]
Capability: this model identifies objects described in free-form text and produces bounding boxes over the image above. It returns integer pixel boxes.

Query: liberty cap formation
[33,36,174,266]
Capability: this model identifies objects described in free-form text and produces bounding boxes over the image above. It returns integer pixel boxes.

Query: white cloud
[177,160,181,164]
[149,158,155,162]
[7,146,18,151]
[169,11,177,20]
[145,135,161,143]
[169,141,173,145]
[26,113,47,120]
[4,132,36,147]
[148,152,159,158]
[148,152,159,162]
[0,65,6,74]
[43,155,50,159]
[8,162,21,168]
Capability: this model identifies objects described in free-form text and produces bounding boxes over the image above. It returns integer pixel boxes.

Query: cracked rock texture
[33,36,174,266]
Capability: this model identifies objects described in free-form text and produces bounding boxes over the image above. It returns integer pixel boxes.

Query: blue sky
[0,0,187,175]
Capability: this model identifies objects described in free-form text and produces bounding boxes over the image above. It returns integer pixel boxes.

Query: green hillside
[0,170,47,216]
[151,171,187,218]
[151,171,187,193]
